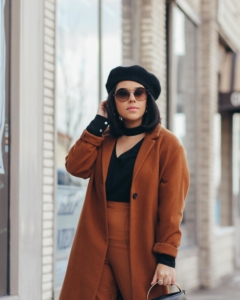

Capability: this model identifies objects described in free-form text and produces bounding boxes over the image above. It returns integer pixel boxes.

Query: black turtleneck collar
[122,125,145,136]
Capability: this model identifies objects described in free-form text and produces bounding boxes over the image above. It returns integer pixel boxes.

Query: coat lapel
[102,135,116,184]
[132,124,161,182]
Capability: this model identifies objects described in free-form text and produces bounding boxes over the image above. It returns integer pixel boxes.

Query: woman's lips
[127,107,138,111]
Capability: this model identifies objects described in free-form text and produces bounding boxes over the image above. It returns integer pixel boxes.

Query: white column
[11,0,44,298]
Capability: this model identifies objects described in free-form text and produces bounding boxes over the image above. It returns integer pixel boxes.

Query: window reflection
[55,0,98,289]
[102,0,122,99]
[57,0,99,148]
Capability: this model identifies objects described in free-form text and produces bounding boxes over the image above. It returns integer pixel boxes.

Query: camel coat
[59,123,190,300]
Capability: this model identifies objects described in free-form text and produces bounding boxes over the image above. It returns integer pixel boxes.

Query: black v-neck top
[86,115,176,268]
[106,138,144,202]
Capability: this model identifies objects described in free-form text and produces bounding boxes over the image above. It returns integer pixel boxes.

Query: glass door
[0,0,10,296]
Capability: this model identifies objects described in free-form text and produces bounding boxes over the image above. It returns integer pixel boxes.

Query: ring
[158,280,163,282]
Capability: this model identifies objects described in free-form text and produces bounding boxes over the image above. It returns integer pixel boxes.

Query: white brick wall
[198,0,220,288]
[122,0,132,65]
[141,0,167,126]
[42,0,56,299]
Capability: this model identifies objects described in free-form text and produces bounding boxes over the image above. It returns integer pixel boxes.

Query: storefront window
[102,0,122,99]
[0,0,10,296]
[170,6,197,247]
[55,0,99,289]
[214,113,221,225]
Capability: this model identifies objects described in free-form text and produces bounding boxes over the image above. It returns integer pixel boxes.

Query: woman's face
[114,80,147,128]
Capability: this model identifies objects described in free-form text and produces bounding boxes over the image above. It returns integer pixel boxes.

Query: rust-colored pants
[96,201,132,300]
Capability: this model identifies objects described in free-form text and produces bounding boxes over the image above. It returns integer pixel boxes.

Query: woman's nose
[129,92,136,102]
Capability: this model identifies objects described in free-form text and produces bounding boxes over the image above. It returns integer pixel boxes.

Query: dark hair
[106,86,161,137]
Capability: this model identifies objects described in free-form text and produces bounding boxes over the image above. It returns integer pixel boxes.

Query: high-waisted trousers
[95,201,132,300]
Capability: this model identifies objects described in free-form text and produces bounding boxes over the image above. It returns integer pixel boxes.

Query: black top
[106,138,144,202]
[86,115,176,268]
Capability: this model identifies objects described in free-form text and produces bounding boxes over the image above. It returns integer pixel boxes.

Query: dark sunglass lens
[116,89,129,101]
[134,88,147,100]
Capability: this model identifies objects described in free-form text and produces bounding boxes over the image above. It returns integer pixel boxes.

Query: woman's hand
[97,100,108,118]
[151,264,176,286]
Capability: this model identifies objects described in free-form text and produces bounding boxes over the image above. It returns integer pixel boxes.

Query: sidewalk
[187,270,240,300]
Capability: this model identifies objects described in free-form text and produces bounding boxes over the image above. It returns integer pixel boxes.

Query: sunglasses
[113,87,149,102]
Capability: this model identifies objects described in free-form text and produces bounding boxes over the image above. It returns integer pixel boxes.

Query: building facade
[1,0,240,299]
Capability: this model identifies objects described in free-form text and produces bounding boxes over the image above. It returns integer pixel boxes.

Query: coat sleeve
[153,145,190,258]
[65,129,104,179]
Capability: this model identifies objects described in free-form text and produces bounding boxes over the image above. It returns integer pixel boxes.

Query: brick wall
[140,0,167,125]
[198,0,219,288]
[42,0,56,299]
[122,0,132,65]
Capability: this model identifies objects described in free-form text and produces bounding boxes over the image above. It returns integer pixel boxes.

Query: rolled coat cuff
[157,254,176,268]
[79,129,104,147]
[86,114,109,136]
[153,242,178,258]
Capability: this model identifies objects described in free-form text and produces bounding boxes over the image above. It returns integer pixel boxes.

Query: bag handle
[147,282,182,300]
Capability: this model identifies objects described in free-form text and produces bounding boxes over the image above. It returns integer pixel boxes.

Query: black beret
[105,65,161,100]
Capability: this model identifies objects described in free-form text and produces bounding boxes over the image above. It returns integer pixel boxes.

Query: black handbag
[147,283,187,300]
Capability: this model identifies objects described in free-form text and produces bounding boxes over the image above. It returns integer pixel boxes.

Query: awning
[219,52,240,112]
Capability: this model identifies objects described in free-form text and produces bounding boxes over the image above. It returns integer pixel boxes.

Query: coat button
[132,193,138,199]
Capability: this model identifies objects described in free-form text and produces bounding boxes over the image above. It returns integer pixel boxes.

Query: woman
[59,65,190,300]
